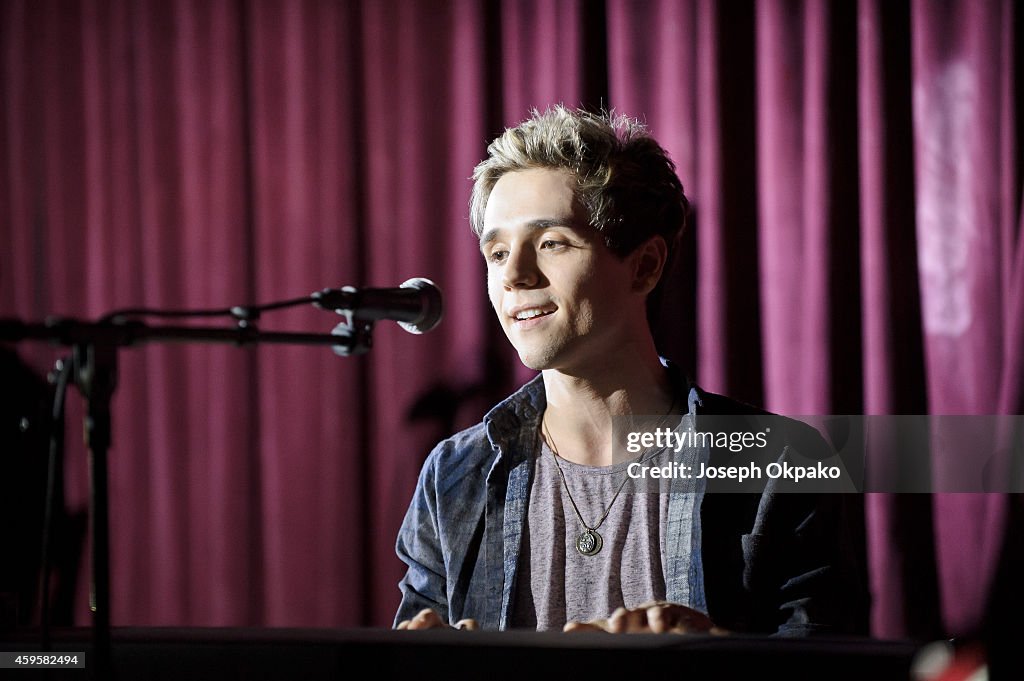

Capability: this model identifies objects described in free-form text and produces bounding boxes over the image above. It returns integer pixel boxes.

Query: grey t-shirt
[510,440,671,630]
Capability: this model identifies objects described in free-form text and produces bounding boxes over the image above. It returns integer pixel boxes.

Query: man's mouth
[508,305,557,323]
[515,309,553,321]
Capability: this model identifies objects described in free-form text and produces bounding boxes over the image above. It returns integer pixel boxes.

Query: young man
[394,106,861,635]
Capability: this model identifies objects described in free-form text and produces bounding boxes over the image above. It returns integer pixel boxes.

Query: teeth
[515,309,550,320]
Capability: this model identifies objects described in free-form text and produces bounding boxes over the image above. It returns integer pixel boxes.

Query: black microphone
[311,278,443,334]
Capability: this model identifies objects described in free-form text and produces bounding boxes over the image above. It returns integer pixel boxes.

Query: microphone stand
[0,312,374,681]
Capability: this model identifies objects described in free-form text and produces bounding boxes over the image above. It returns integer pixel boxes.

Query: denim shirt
[395,362,870,635]
[394,362,710,630]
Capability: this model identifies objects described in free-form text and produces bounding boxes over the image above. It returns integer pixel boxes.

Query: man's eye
[541,240,565,250]
[488,250,508,264]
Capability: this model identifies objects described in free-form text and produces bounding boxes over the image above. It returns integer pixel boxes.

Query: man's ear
[630,235,668,295]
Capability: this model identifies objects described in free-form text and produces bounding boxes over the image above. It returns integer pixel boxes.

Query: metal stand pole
[74,343,117,681]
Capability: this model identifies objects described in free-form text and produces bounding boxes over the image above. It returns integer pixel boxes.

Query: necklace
[541,392,678,557]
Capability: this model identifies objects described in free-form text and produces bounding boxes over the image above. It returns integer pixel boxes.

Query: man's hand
[396,608,479,630]
[563,601,726,634]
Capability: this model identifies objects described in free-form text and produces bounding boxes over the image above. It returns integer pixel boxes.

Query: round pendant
[575,529,603,556]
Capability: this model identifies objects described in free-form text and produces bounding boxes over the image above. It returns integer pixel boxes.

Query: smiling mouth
[511,307,556,322]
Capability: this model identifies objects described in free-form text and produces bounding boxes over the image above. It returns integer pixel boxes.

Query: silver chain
[541,392,678,534]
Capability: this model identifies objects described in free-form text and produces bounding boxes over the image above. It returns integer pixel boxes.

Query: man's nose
[502,245,539,289]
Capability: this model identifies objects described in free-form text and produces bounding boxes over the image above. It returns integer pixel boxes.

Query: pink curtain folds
[2,0,1022,637]
[908,0,1021,636]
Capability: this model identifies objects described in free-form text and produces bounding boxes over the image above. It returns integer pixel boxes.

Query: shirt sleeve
[742,469,870,637]
[394,445,450,627]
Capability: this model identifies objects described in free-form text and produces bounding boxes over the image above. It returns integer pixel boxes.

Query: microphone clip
[330,309,374,357]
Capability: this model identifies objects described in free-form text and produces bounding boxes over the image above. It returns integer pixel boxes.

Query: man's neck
[540,343,675,467]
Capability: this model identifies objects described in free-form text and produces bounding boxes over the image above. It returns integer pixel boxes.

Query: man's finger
[563,620,608,633]
[647,604,669,633]
[401,608,447,629]
[608,606,650,633]
[454,618,479,631]
[658,605,692,633]
[654,606,713,634]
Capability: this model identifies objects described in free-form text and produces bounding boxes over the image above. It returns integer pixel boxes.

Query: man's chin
[512,336,590,373]
[516,345,606,378]
[515,346,557,371]
[516,352,549,371]
[516,345,582,373]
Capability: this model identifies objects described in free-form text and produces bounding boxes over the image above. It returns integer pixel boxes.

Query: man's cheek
[486,278,502,313]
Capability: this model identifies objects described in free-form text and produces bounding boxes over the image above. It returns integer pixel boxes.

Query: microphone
[311,278,443,334]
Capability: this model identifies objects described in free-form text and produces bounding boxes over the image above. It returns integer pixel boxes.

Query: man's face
[479,168,644,372]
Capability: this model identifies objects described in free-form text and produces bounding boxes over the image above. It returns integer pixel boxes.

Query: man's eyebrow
[478,229,501,249]
[478,219,572,249]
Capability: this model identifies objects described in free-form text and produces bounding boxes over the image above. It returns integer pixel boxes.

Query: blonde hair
[470,105,689,261]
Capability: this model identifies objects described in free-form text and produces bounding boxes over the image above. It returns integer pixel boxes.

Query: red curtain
[2,0,1021,636]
